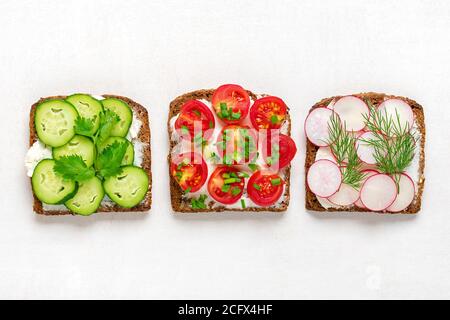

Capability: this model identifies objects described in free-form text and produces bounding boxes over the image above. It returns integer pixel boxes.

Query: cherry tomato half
[216,125,258,165]
[171,152,208,193]
[247,171,284,206]
[174,100,215,141]
[261,133,297,170]
[207,166,246,204]
[250,96,287,130]
[211,84,250,124]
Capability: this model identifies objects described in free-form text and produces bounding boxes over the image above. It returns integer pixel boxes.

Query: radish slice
[328,183,359,206]
[386,173,415,212]
[307,159,342,197]
[360,174,397,211]
[305,107,335,147]
[356,131,378,165]
[354,170,379,208]
[378,99,414,132]
[315,147,337,163]
[317,196,339,209]
[332,96,369,132]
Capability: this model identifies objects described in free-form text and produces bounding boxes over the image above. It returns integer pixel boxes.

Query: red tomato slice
[211,84,250,124]
[261,133,297,170]
[250,96,287,130]
[216,125,258,165]
[171,152,208,193]
[207,166,246,204]
[247,171,284,206]
[174,100,215,141]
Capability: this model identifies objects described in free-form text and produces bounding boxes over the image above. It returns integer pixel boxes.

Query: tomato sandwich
[168,84,297,212]
[304,93,425,214]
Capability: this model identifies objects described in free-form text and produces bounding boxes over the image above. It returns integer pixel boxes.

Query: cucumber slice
[66,94,103,135]
[32,159,77,204]
[35,100,78,147]
[65,176,104,216]
[101,98,133,137]
[97,137,134,166]
[103,166,149,208]
[53,135,96,167]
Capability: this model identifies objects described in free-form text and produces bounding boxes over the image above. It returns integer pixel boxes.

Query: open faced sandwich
[27,94,151,216]
[168,84,297,212]
[305,93,425,213]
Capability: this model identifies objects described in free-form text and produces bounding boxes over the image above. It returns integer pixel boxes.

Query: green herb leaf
[184,187,192,194]
[271,178,281,186]
[191,194,207,209]
[96,141,128,178]
[240,199,246,209]
[54,155,95,182]
[95,110,120,146]
[231,187,242,196]
[221,184,231,193]
[248,164,258,172]
[253,183,261,191]
[270,115,279,124]
[74,117,95,137]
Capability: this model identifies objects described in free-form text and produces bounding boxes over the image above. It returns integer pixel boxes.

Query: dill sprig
[361,101,417,182]
[326,112,365,189]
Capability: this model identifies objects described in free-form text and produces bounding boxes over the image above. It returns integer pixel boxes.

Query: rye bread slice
[29,94,152,215]
[305,92,425,214]
[168,89,292,213]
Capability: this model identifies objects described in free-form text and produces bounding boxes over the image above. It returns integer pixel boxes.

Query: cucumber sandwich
[27,94,152,215]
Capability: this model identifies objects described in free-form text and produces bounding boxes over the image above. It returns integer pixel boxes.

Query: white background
[0,0,449,299]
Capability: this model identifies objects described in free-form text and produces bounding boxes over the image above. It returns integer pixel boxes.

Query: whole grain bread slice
[168,89,292,213]
[305,92,425,214]
[30,94,152,215]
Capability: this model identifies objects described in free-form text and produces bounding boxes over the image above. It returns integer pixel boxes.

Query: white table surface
[0,0,449,300]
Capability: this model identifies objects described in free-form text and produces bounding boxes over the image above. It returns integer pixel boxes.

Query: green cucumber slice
[103,166,149,208]
[35,99,78,147]
[66,94,103,135]
[97,136,134,166]
[65,176,104,216]
[31,159,77,204]
[53,135,96,167]
[101,98,133,137]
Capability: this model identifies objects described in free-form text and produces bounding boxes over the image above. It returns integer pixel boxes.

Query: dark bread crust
[30,94,152,215]
[168,89,292,213]
[305,92,425,214]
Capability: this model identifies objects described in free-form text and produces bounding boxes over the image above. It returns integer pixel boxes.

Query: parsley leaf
[96,141,128,178]
[54,155,95,182]
[95,110,120,146]
[74,117,95,137]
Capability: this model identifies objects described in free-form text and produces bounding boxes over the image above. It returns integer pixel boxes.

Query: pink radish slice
[386,173,415,212]
[332,96,369,132]
[378,99,414,133]
[360,174,397,211]
[307,159,342,197]
[354,170,379,208]
[356,131,378,165]
[305,107,336,147]
[328,183,360,206]
[315,147,337,163]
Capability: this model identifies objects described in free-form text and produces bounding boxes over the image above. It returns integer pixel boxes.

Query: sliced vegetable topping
[304,107,336,147]
[359,174,397,211]
[216,125,258,165]
[332,96,369,132]
[35,99,78,147]
[307,159,342,198]
[247,171,284,207]
[207,166,245,204]
[261,133,297,170]
[377,98,414,134]
[211,84,250,124]
[103,166,149,208]
[53,135,96,167]
[171,152,208,193]
[175,100,215,141]
[66,94,103,136]
[65,176,104,216]
[32,159,77,204]
[101,98,133,137]
[250,96,287,130]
